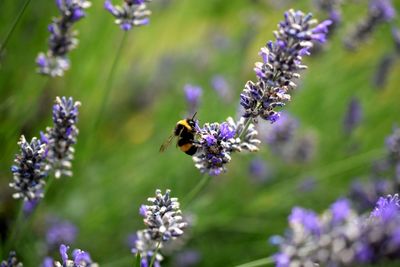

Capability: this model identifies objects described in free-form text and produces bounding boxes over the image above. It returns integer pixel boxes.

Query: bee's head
[187,112,199,130]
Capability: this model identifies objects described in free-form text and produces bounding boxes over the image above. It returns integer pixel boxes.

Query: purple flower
[274,253,289,267]
[330,198,351,223]
[173,250,201,267]
[132,190,186,267]
[104,0,151,30]
[139,204,147,217]
[370,0,396,21]
[42,257,53,267]
[42,96,81,178]
[1,251,22,267]
[46,219,77,247]
[211,75,232,102]
[274,194,400,266]
[240,10,331,123]
[343,97,362,134]
[36,0,91,76]
[9,135,47,201]
[52,244,96,266]
[184,84,202,115]
[193,117,259,175]
[248,158,270,183]
[370,194,400,221]
[386,127,400,162]
[289,207,320,235]
[23,198,40,216]
[344,0,396,50]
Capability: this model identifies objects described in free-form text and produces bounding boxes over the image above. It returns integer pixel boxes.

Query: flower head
[46,219,78,247]
[104,0,151,30]
[240,10,331,122]
[42,96,81,178]
[36,0,91,76]
[52,244,97,267]
[370,194,400,222]
[142,189,187,241]
[132,189,186,267]
[386,127,400,163]
[1,251,23,267]
[193,117,259,176]
[184,84,202,116]
[9,135,47,201]
[344,0,396,50]
[274,194,400,266]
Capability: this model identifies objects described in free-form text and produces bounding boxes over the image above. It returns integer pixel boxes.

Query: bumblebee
[160,113,199,155]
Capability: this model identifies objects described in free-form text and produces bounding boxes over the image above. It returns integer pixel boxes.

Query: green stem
[237,117,252,139]
[4,201,24,253]
[94,31,128,131]
[234,256,274,267]
[182,174,212,208]
[0,0,32,57]
[149,242,161,267]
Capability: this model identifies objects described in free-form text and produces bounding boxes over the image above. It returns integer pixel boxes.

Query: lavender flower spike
[132,189,187,267]
[36,0,91,76]
[9,135,47,201]
[193,117,260,176]
[273,195,400,266]
[1,251,23,267]
[52,244,98,267]
[240,10,331,123]
[184,84,202,116]
[42,96,81,178]
[143,189,187,242]
[104,0,152,31]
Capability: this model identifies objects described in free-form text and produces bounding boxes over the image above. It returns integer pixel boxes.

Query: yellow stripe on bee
[177,119,192,131]
[180,143,192,152]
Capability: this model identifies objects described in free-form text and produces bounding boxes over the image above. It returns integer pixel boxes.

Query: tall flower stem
[4,202,24,253]
[94,31,128,131]
[0,0,32,57]
[234,256,274,267]
[237,117,252,139]
[149,242,161,267]
[182,174,212,208]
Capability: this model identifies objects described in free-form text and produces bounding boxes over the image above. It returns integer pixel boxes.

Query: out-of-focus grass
[1,0,400,266]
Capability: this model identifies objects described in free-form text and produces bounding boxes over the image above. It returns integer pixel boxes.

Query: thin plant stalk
[4,201,24,253]
[0,0,32,57]
[149,242,161,267]
[94,31,128,131]
[234,256,274,267]
[182,174,212,208]
[237,117,252,139]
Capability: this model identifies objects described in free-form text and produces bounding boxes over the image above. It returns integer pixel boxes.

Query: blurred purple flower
[184,84,202,116]
[211,75,232,102]
[373,53,395,88]
[248,158,272,183]
[370,194,400,221]
[343,97,362,134]
[344,0,396,50]
[1,251,22,267]
[330,198,351,223]
[173,250,201,267]
[289,207,321,235]
[46,219,77,247]
[36,0,91,76]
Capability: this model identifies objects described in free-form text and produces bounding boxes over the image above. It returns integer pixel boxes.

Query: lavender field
[1,0,400,266]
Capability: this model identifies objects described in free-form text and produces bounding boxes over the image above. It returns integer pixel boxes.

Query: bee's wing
[159,134,175,152]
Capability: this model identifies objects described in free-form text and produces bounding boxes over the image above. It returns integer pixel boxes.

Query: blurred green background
[0,0,400,266]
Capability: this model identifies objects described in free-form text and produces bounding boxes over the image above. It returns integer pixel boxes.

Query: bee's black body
[159,116,199,156]
[174,119,198,155]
